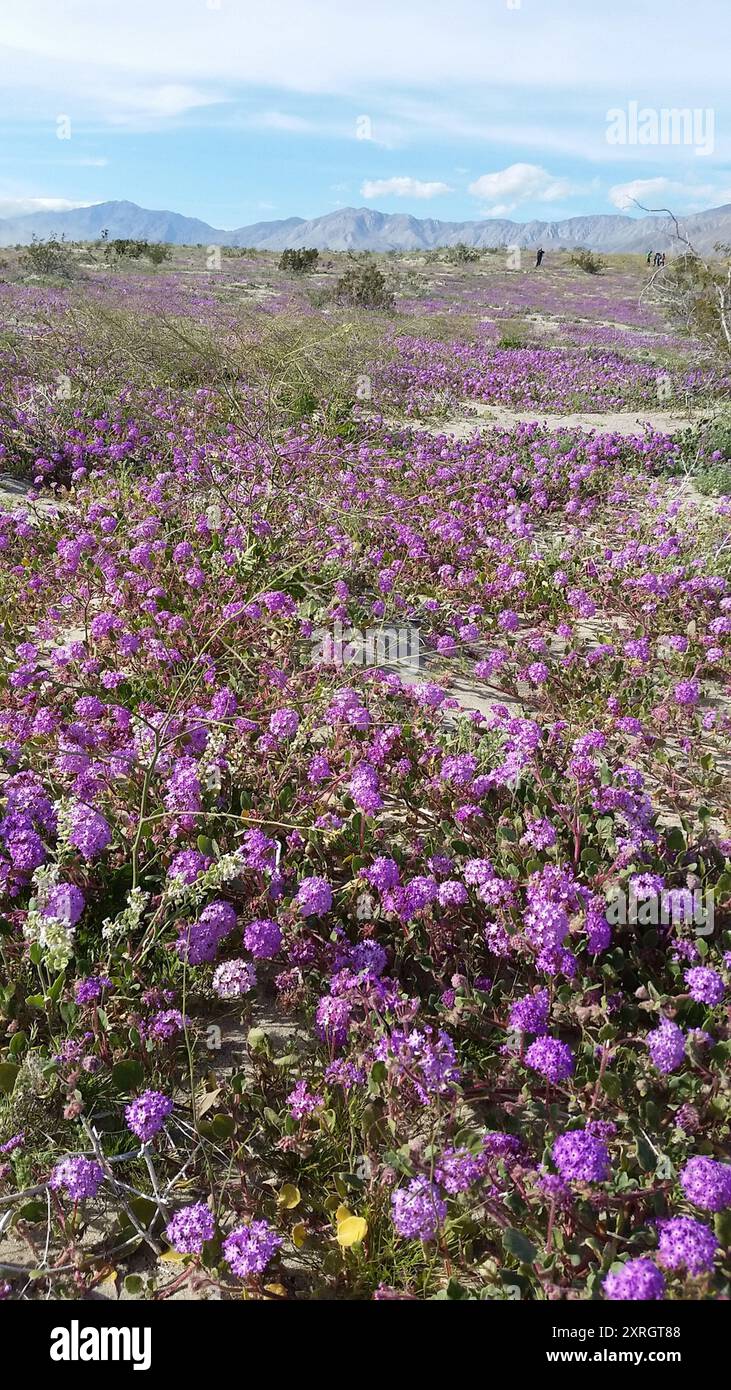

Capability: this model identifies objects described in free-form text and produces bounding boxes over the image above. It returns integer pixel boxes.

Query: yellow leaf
[335,1204,351,1223]
[159,1249,187,1263]
[277,1183,301,1210]
[263,1283,288,1298]
[292,1222,308,1249]
[336,1216,368,1248]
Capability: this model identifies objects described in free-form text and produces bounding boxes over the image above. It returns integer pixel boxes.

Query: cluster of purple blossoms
[391,1176,447,1241]
[269,708,299,739]
[482,1132,524,1164]
[315,994,353,1049]
[646,1018,686,1073]
[243,917,282,958]
[223,1221,282,1278]
[212,958,256,998]
[146,1008,188,1040]
[521,817,557,851]
[603,1259,666,1301]
[364,856,400,893]
[437,879,468,909]
[347,939,388,977]
[510,989,550,1035]
[0,1132,25,1155]
[74,974,112,1005]
[177,899,237,965]
[673,678,700,707]
[164,757,202,830]
[50,1155,105,1200]
[552,1129,610,1183]
[524,1036,575,1083]
[43,883,85,927]
[240,828,277,872]
[684,967,724,1006]
[656,1216,718,1275]
[679,1156,731,1212]
[125,1090,173,1142]
[287,1078,323,1119]
[165,1203,215,1255]
[0,770,56,874]
[67,802,112,860]
[375,1026,460,1104]
[390,874,440,922]
[295,875,333,917]
[349,763,383,814]
[434,1147,485,1194]
[167,848,211,884]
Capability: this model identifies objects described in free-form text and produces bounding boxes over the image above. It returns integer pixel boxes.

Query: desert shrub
[103,238,172,265]
[651,246,731,359]
[334,261,395,311]
[145,242,172,265]
[20,233,76,280]
[570,248,605,275]
[450,242,481,264]
[279,248,319,274]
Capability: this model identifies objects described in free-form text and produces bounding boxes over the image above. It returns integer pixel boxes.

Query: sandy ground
[384,401,721,440]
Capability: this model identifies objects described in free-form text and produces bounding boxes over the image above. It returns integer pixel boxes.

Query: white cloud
[361,176,452,199]
[102,83,226,126]
[0,196,94,217]
[609,177,731,213]
[249,111,315,133]
[468,163,573,214]
[2,0,729,98]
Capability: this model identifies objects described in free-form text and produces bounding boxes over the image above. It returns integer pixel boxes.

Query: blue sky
[0,0,729,228]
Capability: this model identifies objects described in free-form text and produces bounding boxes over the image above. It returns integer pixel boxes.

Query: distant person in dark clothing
[647,250,653,264]
[653,252,662,267]
[535,248,544,267]
[660,252,666,267]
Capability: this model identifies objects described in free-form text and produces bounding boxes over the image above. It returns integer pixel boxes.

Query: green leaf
[714,1210,731,1247]
[502,1227,537,1264]
[211,1113,236,1139]
[0,1061,20,1094]
[111,1059,145,1092]
[48,971,66,1003]
[18,1200,47,1223]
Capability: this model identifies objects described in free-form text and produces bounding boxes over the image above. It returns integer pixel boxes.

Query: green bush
[570,248,605,275]
[279,248,319,274]
[103,238,172,265]
[334,261,394,311]
[21,234,76,280]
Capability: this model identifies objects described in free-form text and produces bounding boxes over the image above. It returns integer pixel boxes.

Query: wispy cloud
[609,176,731,213]
[0,196,94,217]
[102,84,228,127]
[361,177,452,199]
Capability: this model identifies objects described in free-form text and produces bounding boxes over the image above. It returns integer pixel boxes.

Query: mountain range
[1,198,730,255]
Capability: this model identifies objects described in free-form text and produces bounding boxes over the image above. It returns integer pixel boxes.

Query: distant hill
[1,198,730,255]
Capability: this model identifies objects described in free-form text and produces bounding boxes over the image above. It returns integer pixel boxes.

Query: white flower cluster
[165,849,247,908]
[101,887,150,943]
[53,798,73,857]
[23,865,75,971]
